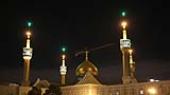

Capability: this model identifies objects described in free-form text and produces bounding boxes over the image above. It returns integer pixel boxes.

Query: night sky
[1,0,170,85]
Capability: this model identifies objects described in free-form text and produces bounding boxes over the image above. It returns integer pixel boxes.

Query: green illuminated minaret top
[121,11,126,17]
[61,47,66,53]
[27,21,32,28]
[60,46,67,85]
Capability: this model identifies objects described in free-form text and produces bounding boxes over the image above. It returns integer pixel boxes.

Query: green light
[27,22,32,27]
[62,47,66,52]
[121,11,126,17]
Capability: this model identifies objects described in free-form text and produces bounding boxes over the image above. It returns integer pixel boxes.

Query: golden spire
[22,28,32,86]
[26,31,31,39]
[26,31,31,48]
[121,21,127,29]
[121,21,128,39]
[85,50,89,61]
[60,47,67,85]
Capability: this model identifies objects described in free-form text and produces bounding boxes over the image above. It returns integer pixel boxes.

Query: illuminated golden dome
[76,51,98,77]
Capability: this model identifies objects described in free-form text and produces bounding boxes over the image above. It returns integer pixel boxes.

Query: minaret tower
[129,49,137,83]
[22,22,33,86]
[120,12,137,84]
[60,47,67,85]
[120,20,131,84]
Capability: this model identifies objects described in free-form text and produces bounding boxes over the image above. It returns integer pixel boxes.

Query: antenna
[75,43,114,57]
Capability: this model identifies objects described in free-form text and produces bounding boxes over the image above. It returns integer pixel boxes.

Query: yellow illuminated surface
[128,49,133,54]
[147,87,157,95]
[88,85,96,95]
[23,56,31,60]
[62,54,66,59]
[121,21,127,29]
[26,31,31,38]
[122,30,127,39]
[140,90,144,94]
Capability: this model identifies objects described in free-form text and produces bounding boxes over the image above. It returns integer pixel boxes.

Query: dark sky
[0,0,170,85]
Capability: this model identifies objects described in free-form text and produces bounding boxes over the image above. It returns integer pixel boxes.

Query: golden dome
[75,51,98,77]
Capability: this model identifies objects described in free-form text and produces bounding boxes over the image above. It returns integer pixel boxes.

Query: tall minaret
[60,47,67,85]
[129,49,137,83]
[22,22,33,86]
[120,20,132,84]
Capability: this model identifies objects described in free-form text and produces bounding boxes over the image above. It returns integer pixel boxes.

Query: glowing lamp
[27,22,32,27]
[121,11,126,17]
[26,31,31,38]
[62,54,66,59]
[61,47,66,52]
[121,21,127,29]
[128,49,133,54]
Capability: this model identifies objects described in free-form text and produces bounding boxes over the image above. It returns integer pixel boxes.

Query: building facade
[61,76,170,95]
[1,18,170,95]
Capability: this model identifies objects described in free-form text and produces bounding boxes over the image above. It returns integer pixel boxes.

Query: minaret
[22,22,33,86]
[128,49,137,83]
[120,20,132,84]
[60,47,67,85]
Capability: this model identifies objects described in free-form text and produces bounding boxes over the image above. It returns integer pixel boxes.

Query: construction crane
[75,43,114,57]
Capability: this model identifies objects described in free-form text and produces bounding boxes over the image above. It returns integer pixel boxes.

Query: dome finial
[85,50,88,61]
